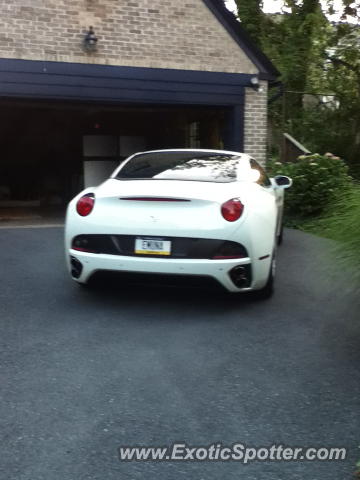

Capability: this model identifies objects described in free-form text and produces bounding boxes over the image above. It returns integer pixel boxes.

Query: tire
[251,253,275,300]
[75,280,92,290]
[74,277,94,289]
[277,224,284,246]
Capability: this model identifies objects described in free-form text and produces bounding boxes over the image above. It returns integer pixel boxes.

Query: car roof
[129,148,251,159]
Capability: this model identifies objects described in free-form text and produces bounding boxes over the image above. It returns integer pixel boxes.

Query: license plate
[135,238,171,256]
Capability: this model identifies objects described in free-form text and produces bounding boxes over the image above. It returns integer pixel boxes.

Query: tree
[325,23,360,170]
[236,0,327,113]
[233,0,360,174]
[234,0,266,46]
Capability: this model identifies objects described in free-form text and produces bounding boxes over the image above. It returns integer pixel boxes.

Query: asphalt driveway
[0,227,359,480]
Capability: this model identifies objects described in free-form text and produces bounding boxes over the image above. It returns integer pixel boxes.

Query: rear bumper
[67,250,270,293]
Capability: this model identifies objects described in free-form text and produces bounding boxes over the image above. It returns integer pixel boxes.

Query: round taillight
[76,194,95,216]
[221,198,244,222]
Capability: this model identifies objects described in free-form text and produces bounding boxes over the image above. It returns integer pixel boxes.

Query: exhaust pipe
[229,265,251,288]
[70,256,83,279]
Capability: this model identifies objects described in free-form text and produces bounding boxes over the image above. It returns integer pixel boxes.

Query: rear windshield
[115,152,242,183]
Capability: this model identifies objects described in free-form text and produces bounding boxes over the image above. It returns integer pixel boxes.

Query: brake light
[221,198,244,222]
[76,194,95,216]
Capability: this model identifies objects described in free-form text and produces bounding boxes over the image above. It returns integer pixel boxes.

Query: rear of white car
[65,149,290,296]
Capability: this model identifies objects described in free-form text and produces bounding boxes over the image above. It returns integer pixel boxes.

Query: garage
[0,0,281,222]
[0,99,229,204]
[0,59,248,219]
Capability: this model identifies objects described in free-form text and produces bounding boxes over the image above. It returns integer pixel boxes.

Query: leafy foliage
[324,23,360,173]
[234,0,360,176]
[267,153,352,217]
[234,0,360,274]
[302,183,360,274]
[236,0,329,115]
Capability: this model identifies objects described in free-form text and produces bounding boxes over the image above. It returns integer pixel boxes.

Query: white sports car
[65,149,292,298]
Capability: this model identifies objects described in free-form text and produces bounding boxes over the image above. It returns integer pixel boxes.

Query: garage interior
[0,99,229,222]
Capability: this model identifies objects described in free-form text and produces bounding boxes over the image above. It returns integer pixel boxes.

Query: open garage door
[0,60,247,222]
[0,100,229,219]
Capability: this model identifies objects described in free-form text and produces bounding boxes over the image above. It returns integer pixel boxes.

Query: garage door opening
[0,99,230,222]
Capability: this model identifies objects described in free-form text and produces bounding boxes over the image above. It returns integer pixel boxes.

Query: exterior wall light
[249,75,264,93]
[250,76,260,90]
[84,26,98,52]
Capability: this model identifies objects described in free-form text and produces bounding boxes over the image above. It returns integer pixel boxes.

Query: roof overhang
[0,58,252,106]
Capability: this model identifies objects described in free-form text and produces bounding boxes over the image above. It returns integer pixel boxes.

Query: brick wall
[243,81,268,164]
[0,0,258,74]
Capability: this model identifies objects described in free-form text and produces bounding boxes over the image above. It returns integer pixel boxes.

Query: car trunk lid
[88,179,246,237]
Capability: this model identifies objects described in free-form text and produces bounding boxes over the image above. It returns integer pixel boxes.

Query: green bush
[311,184,360,274]
[267,153,352,218]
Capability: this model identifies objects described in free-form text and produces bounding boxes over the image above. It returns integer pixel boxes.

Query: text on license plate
[135,238,171,256]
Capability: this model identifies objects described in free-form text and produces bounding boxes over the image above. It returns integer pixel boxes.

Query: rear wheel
[277,224,284,245]
[251,253,275,300]
[75,280,93,290]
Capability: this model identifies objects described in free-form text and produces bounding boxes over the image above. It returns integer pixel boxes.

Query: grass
[287,184,360,280]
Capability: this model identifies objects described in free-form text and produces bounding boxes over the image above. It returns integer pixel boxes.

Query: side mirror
[274,175,292,189]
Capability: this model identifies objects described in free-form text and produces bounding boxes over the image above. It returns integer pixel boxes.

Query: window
[116,151,243,183]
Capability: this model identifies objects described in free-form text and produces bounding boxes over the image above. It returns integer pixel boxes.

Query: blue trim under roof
[203,0,279,79]
[0,58,249,106]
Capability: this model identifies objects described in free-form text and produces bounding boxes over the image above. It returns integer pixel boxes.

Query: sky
[225,0,284,14]
[225,0,354,21]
